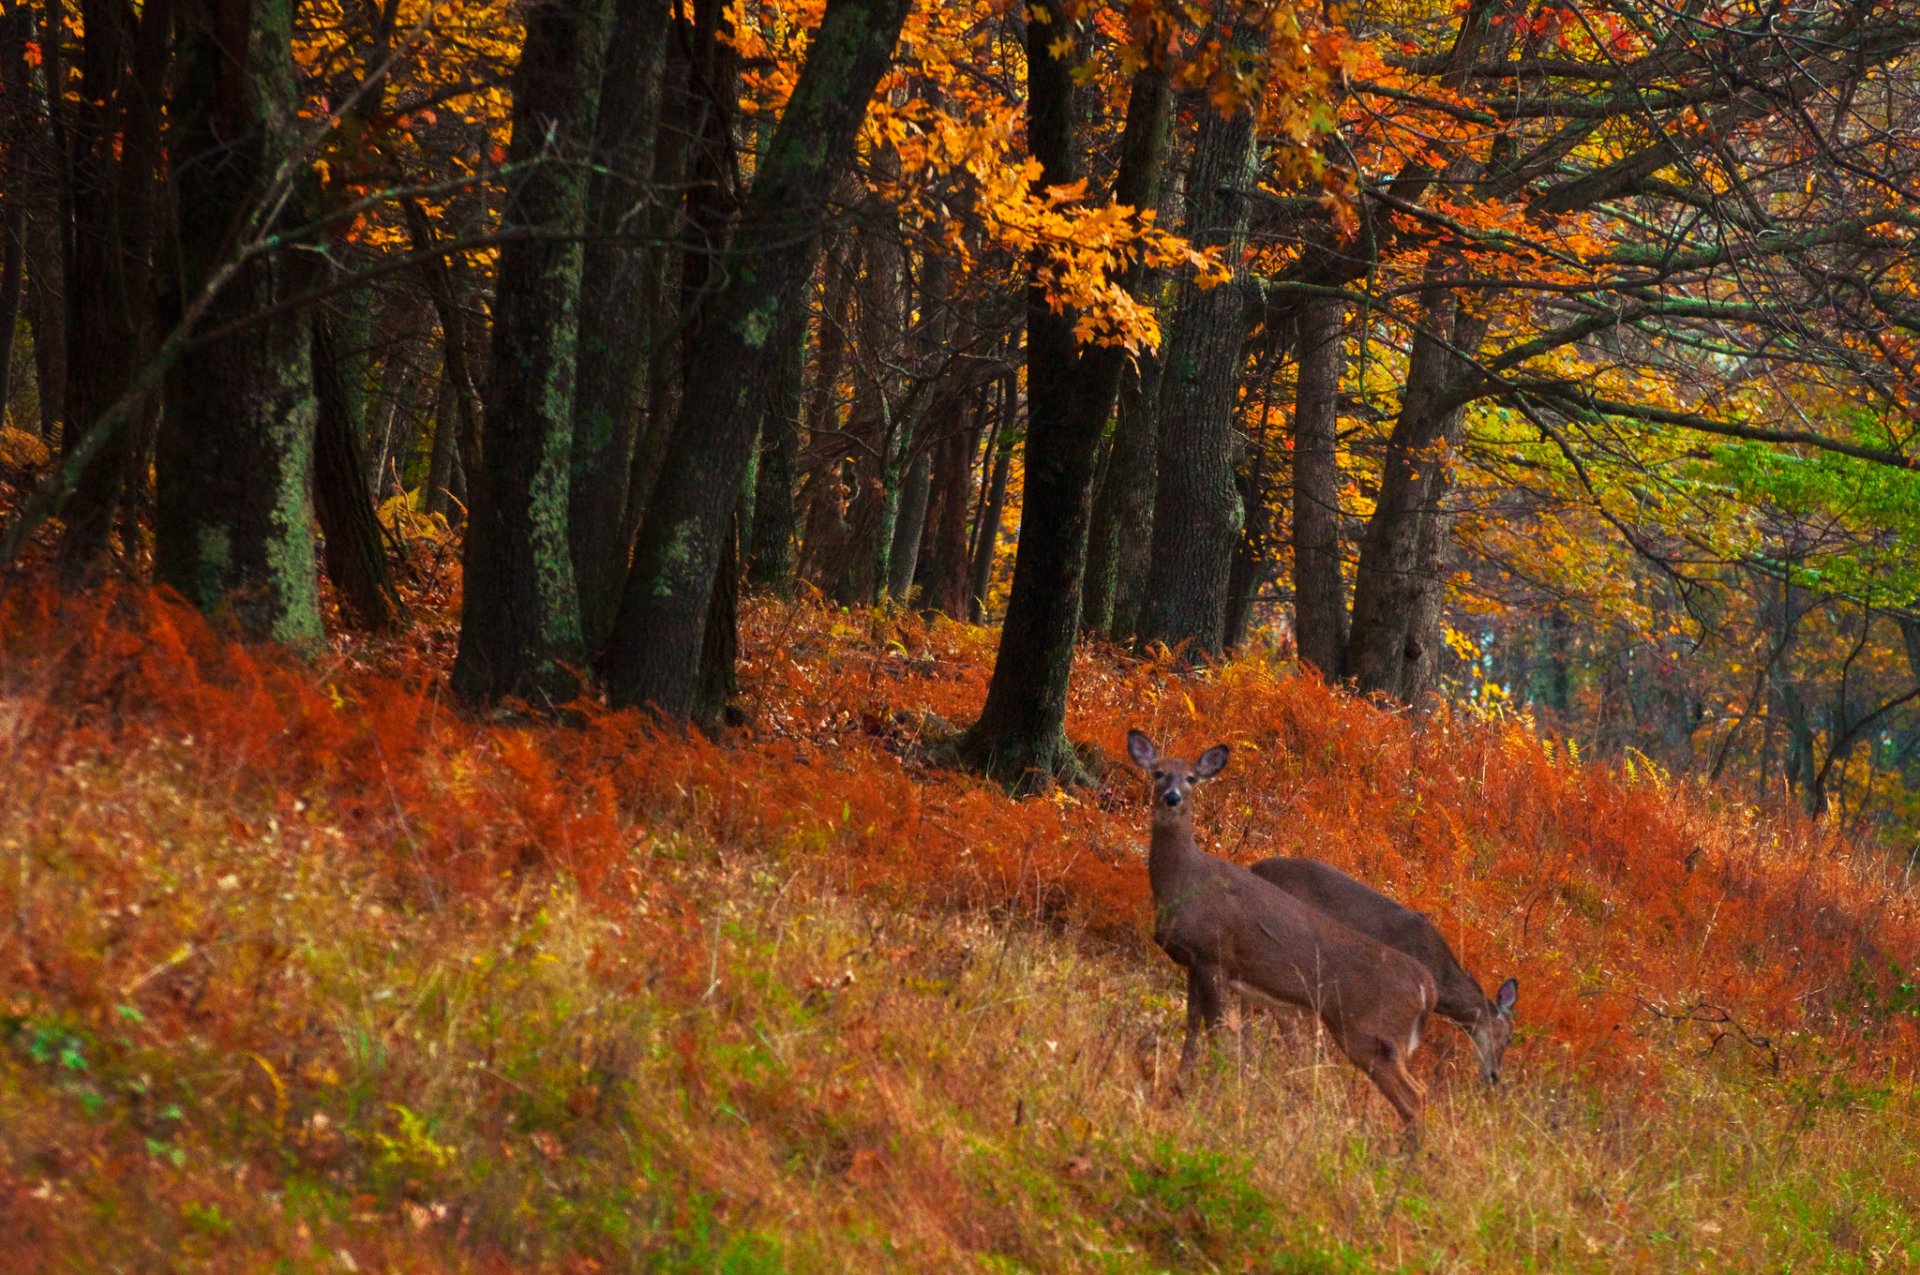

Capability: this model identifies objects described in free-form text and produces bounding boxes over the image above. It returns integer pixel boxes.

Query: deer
[1127,729,1439,1131]
[1249,856,1518,1086]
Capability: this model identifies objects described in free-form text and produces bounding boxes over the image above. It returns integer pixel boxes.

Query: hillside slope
[2,584,1918,1271]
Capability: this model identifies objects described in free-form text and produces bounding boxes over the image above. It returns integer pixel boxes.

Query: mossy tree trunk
[452,0,616,707]
[602,0,912,718]
[155,0,321,649]
[569,1,670,650]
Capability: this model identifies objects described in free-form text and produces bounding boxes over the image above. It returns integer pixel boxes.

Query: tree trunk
[888,439,935,601]
[403,197,484,523]
[570,0,671,649]
[694,507,742,729]
[57,0,170,576]
[1223,400,1275,650]
[0,206,21,427]
[422,379,457,518]
[1343,277,1489,700]
[155,0,321,648]
[312,310,403,633]
[1137,81,1258,659]
[960,46,1174,785]
[915,384,981,617]
[23,1,66,443]
[0,3,30,426]
[602,0,911,718]
[746,307,804,594]
[1083,353,1160,639]
[968,371,1018,623]
[1292,295,1348,679]
[452,0,615,707]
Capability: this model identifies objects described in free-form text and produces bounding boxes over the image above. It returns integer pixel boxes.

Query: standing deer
[1250,856,1518,1085]
[1127,729,1438,1130]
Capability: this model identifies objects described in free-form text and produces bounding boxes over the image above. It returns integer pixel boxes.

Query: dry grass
[1,581,1918,1271]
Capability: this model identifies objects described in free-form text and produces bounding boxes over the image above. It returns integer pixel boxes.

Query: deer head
[1469,977,1519,1084]
[1126,730,1229,821]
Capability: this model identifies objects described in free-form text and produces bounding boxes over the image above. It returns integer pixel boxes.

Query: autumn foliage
[4,580,1915,1085]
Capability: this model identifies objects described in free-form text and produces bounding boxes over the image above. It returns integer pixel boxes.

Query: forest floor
[2,577,1919,1271]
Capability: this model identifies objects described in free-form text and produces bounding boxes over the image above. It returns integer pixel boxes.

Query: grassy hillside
[3,583,1919,1271]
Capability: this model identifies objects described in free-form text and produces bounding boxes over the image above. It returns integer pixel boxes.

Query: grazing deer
[1249,856,1518,1085]
[1127,730,1438,1130]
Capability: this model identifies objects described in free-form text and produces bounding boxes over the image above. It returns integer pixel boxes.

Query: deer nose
[1162,790,1182,807]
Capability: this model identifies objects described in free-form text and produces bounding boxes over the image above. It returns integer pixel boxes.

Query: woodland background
[4,0,1920,1269]
[8,0,1920,822]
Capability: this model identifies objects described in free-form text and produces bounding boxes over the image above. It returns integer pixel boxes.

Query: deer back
[1250,855,1491,1024]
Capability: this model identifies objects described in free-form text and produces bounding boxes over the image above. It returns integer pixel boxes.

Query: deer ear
[1126,730,1158,769]
[1495,978,1518,1017]
[1194,745,1230,778]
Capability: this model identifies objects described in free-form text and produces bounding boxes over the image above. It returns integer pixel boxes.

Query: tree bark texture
[968,393,1015,623]
[888,444,934,601]
[1292,295,1348,679]
[1083,353,1160,639]
[1137,84,1258,659]
[156,0,322,648]
[569,0,670,649]
[1343,278,1490,700]
[602,0,912,718]
[961,46,1173,784]
[746,306,805,593]
[313,309,403,632]
[914,385,981,617]
[402,198,484,520]
[58,0,170,575]
[452,0,615,706]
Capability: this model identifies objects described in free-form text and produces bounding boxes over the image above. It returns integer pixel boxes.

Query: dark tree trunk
[58,0,170,576]
[915,385,981,617]
[402,199,484,522]
[797,248,855,578]
[968,385,1016,623]
[1223,396,1275,650]
[602,0,911,718]
[423,378,458,519]
[823,229,913,606]
[0,206,21,425]
[1083,353,1160,639]
[24,0,66,442]
[1292,295,1348,679]
[1343,277,1489,700]
[570,0,671,649]
[452,0,615,707]
[746,308,804,594]
[312,311,403,633]
[0,2,29,424]
[1137,82,1258,660]
[888,439,935,601]
[156,0,321,648]
[959,45,1173,785]
[694,509,742,729]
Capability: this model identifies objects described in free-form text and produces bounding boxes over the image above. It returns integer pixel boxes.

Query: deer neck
[1146,807,1203,902]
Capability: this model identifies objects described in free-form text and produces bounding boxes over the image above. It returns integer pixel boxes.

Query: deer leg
[1341,1031,1426,1132]
[1177,963,1225,1088]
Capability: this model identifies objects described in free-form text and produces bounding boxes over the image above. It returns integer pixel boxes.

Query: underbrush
[1,583,1918,1269]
